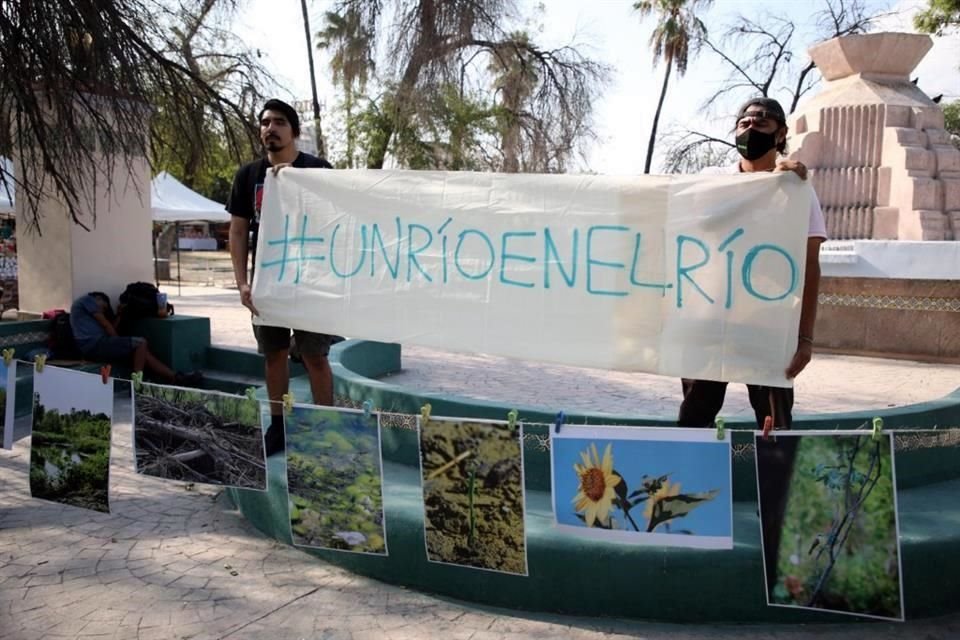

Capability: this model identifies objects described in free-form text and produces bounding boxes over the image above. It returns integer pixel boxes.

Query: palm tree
[490,33,539,172]
[634,0,711,174]
[301,0,326,157]
[316,8,375,168]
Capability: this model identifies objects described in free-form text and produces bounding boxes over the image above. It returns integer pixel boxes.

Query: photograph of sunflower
[551,425,732,549]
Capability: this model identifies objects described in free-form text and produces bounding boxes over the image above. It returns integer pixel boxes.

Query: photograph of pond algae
[551,426,733,549]
[29,366,113,513]
[418,417,527,575]
[134,382,266,490]
[286,405,387,555]
[755,433,903,621]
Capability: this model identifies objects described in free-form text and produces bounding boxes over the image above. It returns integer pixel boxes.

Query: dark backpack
[48,311,82,359]
[118,282,173,334]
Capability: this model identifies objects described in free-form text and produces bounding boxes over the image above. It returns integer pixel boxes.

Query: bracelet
[798,335,814,345]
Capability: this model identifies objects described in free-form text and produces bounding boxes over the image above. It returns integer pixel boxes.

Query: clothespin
[99,365,111,384]
[420,403,432,427]
[130,371,144,392]
[33,354,46,373]
[244,387,258,402]
[2,348,13,366]
[715,417,726,441]
[872,417,883,442]
[507,409,519,430]
[761,415,774,441]
[282,392,294,414]
[362,400,373,420]
[554,410,566,434]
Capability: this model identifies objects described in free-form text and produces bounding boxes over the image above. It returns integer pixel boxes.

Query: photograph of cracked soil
[418,417,527,575]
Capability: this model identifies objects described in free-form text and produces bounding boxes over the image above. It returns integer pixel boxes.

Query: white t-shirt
[700,163,827,239]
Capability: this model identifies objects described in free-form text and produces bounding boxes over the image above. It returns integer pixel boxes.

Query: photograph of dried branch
[286,405,386,555]
[134,382,266,490]
[419,417,527,575]
[29,367,113,513]
[756,433,902,621]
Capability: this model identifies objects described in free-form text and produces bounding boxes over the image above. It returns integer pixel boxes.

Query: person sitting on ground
[69,291,202,386]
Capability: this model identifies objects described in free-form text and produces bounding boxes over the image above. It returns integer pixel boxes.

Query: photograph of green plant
[286,405,386,555]
[29,367,112,513]
[0,359,9,449]
[134,383,266,490]
[419,417,526,575]
[756,433,902,620]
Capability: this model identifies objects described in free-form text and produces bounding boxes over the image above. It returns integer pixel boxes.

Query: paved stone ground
[2,276,959,639]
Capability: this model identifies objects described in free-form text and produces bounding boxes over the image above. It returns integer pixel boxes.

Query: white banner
[252,169,811,386]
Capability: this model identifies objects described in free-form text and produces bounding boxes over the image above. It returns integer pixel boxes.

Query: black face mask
[736,128,778,161]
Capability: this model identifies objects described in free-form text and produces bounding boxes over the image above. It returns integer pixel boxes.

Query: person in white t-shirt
[678,97,828,430]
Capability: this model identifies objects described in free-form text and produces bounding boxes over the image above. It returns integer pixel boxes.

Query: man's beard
[264,138,283,152]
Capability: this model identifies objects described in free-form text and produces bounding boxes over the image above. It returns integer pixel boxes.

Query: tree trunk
[644,56,672,175]
[301,0,326,157]
[367,0,437,169]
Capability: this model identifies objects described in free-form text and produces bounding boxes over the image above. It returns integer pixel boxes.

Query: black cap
[736,97,786,125]
[258,99,301,137]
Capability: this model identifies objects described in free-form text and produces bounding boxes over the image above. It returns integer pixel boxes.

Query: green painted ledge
[226,339,960,623]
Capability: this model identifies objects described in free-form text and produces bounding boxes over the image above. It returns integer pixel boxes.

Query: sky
[35,367,113,417]
[235,0,960,175]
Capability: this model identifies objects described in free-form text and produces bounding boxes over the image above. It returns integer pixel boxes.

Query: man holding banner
[227,99,335,456]
[677,97,827,430]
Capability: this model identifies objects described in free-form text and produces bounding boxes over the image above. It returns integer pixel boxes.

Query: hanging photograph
[286,404,387,555]
[29,365,113,513]
[419,416,527,575]
[1,359,15,450]
[755,432,903,621]
[551,425,732,549]
[133,382,266,490]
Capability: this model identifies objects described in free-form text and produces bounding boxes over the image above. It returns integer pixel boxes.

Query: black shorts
[82,336,145,361]
[253,324,332,357]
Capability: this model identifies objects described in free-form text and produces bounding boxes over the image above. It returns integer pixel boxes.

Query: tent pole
[176,222,181,296]
[152,223,159,287]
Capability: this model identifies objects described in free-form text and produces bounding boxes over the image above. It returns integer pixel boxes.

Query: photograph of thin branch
[29,366,112,513]
[286,405,386,555]
[419,417,527,575]
[551,426,732,549]
[134,382,266,490]
[755,433,903,621]
[1,360,12,450]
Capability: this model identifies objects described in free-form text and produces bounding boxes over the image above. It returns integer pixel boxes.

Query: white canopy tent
[150,171,229,292]
[150,171,229,223]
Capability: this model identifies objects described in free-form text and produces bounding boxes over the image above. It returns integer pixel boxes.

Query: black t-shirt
[226,152,332,281]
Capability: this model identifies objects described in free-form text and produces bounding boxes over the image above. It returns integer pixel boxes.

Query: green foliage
[773,436,900,617]
[914,0,960,35]
[143,384,260,427]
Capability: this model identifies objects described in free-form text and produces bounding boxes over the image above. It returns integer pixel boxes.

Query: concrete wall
[13,99,152,313]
